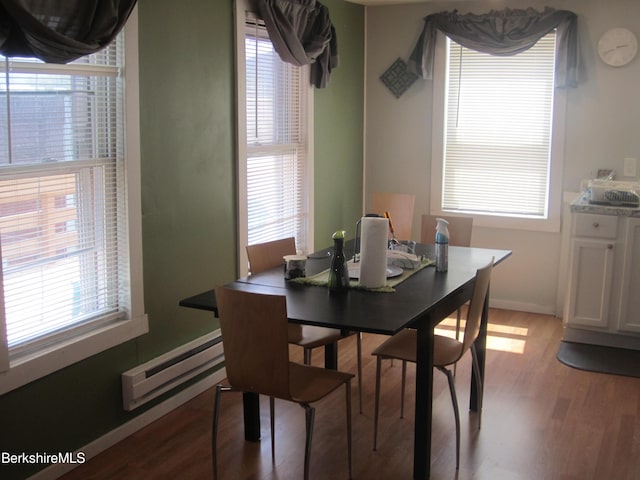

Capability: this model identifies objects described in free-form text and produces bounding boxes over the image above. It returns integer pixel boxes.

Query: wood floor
[60,309,640,480]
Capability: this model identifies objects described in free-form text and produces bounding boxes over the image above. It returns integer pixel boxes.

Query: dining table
[180,241,511,479]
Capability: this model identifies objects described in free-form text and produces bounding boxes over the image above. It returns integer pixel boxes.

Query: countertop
[570,194,640,217]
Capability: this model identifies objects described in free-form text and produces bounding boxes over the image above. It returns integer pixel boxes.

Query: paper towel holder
[354,213,382,263]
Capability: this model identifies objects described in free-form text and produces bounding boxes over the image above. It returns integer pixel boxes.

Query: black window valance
[408,7,579,88]
[256,0,338,88]
[0,0,137,63]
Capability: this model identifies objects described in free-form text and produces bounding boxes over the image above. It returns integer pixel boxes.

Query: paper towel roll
[359,217,389,288]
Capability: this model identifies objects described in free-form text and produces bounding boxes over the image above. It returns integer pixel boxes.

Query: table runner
[289,258,434,292]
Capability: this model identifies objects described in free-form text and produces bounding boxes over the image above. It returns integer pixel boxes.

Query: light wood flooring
[60,309,640,480]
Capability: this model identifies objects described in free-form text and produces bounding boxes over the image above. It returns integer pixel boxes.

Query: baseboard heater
[122,330,224,411]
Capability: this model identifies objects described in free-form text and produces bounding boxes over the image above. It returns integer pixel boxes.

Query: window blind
[442,33,556,218]
[0,38,127,352]
[244,14,308,252]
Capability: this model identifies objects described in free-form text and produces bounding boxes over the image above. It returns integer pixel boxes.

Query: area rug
[557,341,640,378]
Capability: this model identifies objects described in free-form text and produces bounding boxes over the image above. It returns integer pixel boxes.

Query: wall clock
[598,27,638,67]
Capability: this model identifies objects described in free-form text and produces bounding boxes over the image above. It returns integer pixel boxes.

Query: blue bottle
[435,218,449,272]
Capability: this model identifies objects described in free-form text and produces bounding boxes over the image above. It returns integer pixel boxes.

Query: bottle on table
[435,218,449,273]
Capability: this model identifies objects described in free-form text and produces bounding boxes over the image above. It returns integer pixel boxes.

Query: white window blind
[0,39,128,353]
[442,33,556,218]
[244,14,309,252]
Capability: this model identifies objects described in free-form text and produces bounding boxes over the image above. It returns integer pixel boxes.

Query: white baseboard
[491,299,557,316]
[29,367,227,480]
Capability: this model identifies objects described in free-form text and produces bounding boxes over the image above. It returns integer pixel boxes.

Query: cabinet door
[617,218,640,333]
[566,238,615,328]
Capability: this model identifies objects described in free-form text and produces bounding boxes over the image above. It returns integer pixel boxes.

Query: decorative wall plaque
[380,58,418,98]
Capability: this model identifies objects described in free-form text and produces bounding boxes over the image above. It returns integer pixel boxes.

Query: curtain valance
[256,0,338,88]
[408,7,579,88]
[0,0,136,63]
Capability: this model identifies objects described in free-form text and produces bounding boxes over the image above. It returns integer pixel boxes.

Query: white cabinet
[564,212,640,349]
[616,218,640,333]
[564,213,617,329]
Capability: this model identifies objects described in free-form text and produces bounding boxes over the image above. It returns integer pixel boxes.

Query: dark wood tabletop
[179,242,511,480]
[179,243,509,336]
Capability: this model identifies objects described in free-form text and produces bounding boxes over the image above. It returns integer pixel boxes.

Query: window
[0,8,146,394]
[431,32,566,232]
[235,0,313,276]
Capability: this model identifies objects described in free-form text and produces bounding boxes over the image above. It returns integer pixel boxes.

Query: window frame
[430,31,567,233]
[0,7,146,395]
[234,0,314,277]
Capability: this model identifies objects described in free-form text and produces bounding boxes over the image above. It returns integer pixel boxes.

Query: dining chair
[371,259,493,470]
[246,237,364,413]
[421,214,474,372]
[212,286,354,480]
[371,192,416,241]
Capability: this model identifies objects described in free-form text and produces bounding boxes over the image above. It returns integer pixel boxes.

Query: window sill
[430,210,561,234]
[0,314,148,395]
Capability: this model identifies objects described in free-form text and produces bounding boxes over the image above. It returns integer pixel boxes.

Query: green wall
[314,0,365,246]
[0,1,363,479]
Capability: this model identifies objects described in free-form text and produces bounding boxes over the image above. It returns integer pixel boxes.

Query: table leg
[470,285,489,411]
[413,318,434,479]
[242,392,260,442]
[324,341,338,370]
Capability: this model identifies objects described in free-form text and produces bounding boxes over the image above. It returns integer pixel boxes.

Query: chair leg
[373,355,382,451]
[302,404,316,480]
[270,396,276,463]
[356,332,363,414]
[346,380,353,479]
[212,385,231,480]
[439,367,461,470]
[400,360,407,419]
[453,307,462,376]
[470,344,484,429]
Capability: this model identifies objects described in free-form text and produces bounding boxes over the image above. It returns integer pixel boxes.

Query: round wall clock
[598,27,638,67]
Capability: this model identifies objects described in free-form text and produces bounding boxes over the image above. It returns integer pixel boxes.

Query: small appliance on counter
[587,179,640,208]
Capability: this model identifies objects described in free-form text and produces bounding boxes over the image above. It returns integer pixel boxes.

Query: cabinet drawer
[573,214,617,239]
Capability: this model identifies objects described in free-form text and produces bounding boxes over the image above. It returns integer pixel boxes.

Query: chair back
[215,286,292,400]
[420,215,473,247]
[371,192,415,241]
[461,259,494,355]
[246,237,296,274]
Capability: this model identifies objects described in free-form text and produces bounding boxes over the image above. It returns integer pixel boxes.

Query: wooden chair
[371,259,493,469]
[371,192,416,241]
[212,287,354,480]
[246,237,364,413]
[421,214,474,371]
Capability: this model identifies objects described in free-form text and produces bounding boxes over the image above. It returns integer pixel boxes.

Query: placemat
[289,258,433,292]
